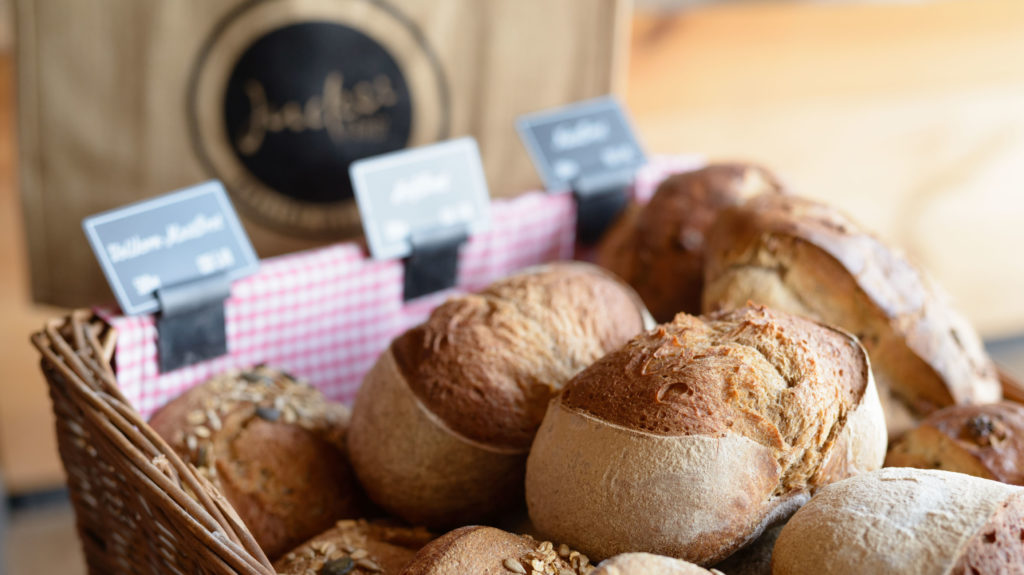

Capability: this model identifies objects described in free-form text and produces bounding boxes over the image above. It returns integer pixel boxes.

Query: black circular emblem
[190,0,449,237]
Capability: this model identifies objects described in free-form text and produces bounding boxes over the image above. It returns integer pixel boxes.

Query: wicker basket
[32,309,1024,574]
[32,311,273,575]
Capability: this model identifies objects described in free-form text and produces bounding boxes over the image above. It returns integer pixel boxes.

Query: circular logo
[190,0,449,238]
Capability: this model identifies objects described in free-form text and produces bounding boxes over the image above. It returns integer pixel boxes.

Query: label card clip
[82,180,259,373]
[517,96,647,245]
[350,137,491,301]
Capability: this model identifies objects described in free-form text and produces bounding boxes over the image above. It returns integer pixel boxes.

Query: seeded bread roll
[703,194,1001,437]
[525,304,886,565]
[772,468,1024,574]
[148,366,362,559]
[348,263,650,529]
[886,401,1024,485]
[593,553,720,575]
[400,526,594,575]
[598,163,785,322]
[274,519,434,574]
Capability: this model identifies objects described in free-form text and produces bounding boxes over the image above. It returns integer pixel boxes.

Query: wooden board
[16,0,629,310]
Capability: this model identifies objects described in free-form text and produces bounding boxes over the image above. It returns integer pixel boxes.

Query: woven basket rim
[32,310,274,575]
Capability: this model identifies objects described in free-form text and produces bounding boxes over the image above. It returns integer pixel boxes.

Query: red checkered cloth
[99,155,702,418]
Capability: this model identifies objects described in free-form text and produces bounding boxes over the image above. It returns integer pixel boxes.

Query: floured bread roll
[399,526,593,575]
[886,401,1024,485]
[593,553,720,575]
[773,468,1024,574]
[598,163,785,322]
[702,194,1001,437]
[348,263,650,529]
[525,304,886,565]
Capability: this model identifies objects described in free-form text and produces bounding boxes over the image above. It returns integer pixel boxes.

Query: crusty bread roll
[772,468,1024,574]
[703,194,1001,437]
[148,366,362,559]
[593,553,720,575]
[348,263,649,529]
[886,401,1024,484]
[525,304,886,565]
[400,525,593,575]
[275,519,434,574]
[598,163,785,322]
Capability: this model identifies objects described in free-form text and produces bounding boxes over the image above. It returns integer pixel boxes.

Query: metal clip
[402,226,468,301]
[571,168,635,245]
[155,273,231,372]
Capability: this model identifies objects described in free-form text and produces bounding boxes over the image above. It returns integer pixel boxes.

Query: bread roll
[598,163,785,322]
[348,263,649,529]
[149,366,362,559]
[772,468,1024,574]
[703,194,1001,437]
[886,401,1024,484]
[274,519,434,574]
[525,304,886,565]
[400,525,593,575]
[593,553,719,575]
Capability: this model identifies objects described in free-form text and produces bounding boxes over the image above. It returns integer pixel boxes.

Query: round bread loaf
[593,553,720,575]
[274,519,434,575]
[148,365,362,559]
[772,468,1024,574]
[348,263,650,529]
[886,401,1024,484]
[598,163,785,322]
[702,194,1001,437]
[400,525,594,575]
[525,304,886,565]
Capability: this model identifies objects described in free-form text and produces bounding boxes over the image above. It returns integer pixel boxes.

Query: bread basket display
[31,156,1024,574]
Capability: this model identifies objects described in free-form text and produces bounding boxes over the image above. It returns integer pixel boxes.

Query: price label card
[517,96,647,192]
[82,181,259,316]
[350,137,491,260]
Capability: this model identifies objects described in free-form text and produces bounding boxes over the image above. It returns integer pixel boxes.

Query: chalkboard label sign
[350,137,491,261]
[517,96,646,193]
[82,181,259,316]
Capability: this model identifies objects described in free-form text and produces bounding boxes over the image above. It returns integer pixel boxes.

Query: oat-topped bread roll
[525,304,886,565]
[598,163,785,322]
[400,525,594,575]
[703,194,1001,437]
[593,553,721,575]
[773,468,1024,574]
[148,365,362,559]
[275,519,434,574]
[348,263,649,529]
[886,401,1024,485]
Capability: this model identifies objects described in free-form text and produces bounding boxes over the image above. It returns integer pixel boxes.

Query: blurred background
[3,0,1024,572]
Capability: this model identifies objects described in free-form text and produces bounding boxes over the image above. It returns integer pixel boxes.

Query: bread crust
[148,366,361,559]
[703,194,1000,436]
[274,519,434,574]
[348,348,527,528]
[525,306,886,565]
[349,263,649,528]
[399,526,593,575]
[598,163,785,322]
[393,263,648,450]
[593,552,718,575]
[772,468,1024,575]
[886,401,1024,485]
